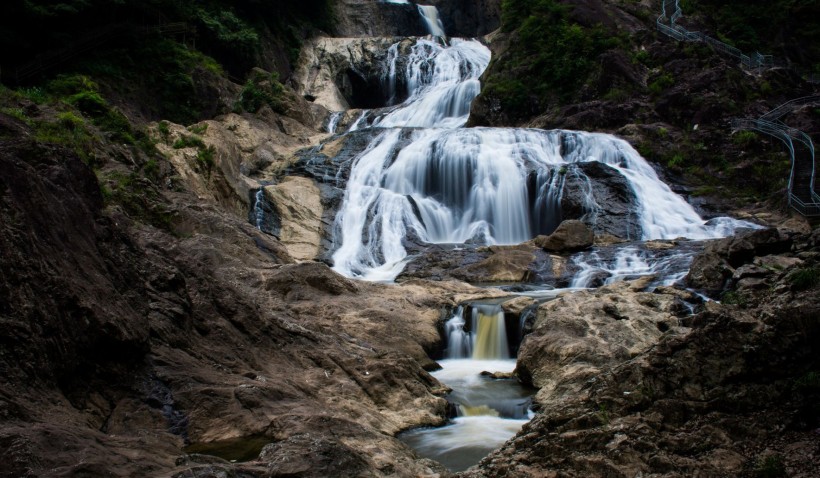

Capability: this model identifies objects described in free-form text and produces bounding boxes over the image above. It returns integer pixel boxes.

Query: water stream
[400,304,532,472]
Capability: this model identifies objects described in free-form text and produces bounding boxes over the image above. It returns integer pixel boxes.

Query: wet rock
[533,220,594,253]
[561,162,642,240]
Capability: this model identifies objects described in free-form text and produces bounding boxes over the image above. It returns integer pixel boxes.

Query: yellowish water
[460,405,499,417]
[472,311,505,359]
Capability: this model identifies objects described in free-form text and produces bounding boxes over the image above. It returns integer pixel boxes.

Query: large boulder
[533,219,594,252]
[515,278,694,405]
[686,227,792,297]
[561,162,642,240]
[263,177,323,261]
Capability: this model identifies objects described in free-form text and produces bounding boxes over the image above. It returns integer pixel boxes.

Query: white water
[417,5,446,37]
[375,39,490,129]
[332,127,757,280]
[326,111,343,134]
[327,32,756,281]
[401,307,531,471]
[570,246,693,288]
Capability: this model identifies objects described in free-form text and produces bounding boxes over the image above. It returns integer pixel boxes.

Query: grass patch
[788,267,820,291]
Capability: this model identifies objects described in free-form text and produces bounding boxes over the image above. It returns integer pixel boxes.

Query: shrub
[732,130,758,146]
[788,267,820,291]
[173,134,206,149]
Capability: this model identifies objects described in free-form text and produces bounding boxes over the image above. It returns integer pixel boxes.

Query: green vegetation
[732,130,758,146]
[793,371,820,394]
[173,134,206,150]
[484,0,624,120]
[788,267,820,291]
[683,0,820,64]
[235,71,286,114]
[754,454,787,478]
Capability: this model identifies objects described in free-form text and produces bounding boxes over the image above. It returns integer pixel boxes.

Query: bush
[235,71,286,114]
[788,267,820,291]
[172,135,206,149]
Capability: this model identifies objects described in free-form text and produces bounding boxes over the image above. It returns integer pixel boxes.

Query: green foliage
[666,153,685,169]
[732,130,758,146]
[172,134,205,150]
[196,146,216,176]
[157,121,171,138]
[648,73,675,95]
[188,123,208,135]
[788,267,820,291]
[754,454,787,478]
[235,71,286,114]
[485,0,623,120]
[793,371,820,394]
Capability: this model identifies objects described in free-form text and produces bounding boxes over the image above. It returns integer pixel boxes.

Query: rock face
[686,227,793,297]
[329,0,502,38]
[263,177,324,261]
[330,0,427,37]
[532,219,594,252]
[153,112,327,216]
[515,278,693,405]
[0,127,507,477]
[561,162,642,240]
[292,36,411,113]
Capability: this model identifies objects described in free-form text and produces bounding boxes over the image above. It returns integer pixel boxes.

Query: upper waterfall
[375,39,490,129]
[323,28,757,281]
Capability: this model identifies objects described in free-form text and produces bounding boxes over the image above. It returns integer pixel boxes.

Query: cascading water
[417,4,446,37]
[324,25,757,281]
[325,111,343,134]
[400,304,532,472]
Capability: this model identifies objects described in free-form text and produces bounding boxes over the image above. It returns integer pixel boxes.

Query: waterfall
[253,189,266,230]
[444,304,509,360]
[326,112,343,134]
[403,303,530,471]
[471,305,509,360]
[332,127,757,280]
[417,5,446,37]
[375,39,490,128]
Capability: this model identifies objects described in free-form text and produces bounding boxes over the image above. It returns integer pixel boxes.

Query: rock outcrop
[532,219,594,252]
[0,124,506,477]
[515,278,694,405]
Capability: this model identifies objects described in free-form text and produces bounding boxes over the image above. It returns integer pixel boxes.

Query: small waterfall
[417,5,446,37]
[326,112,343,134]
[445,306,471,359]
[444,304,509,360]
[570,246,696,288]
[403,303,531,471]
[382,43,400,106]
[471,305,509,360]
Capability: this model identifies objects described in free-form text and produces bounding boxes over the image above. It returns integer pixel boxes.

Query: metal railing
[657,0,773,70]
[761,95,820,122]
[732,105,820,216]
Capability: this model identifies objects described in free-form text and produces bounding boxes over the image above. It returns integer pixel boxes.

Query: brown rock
[533,220,594,252]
